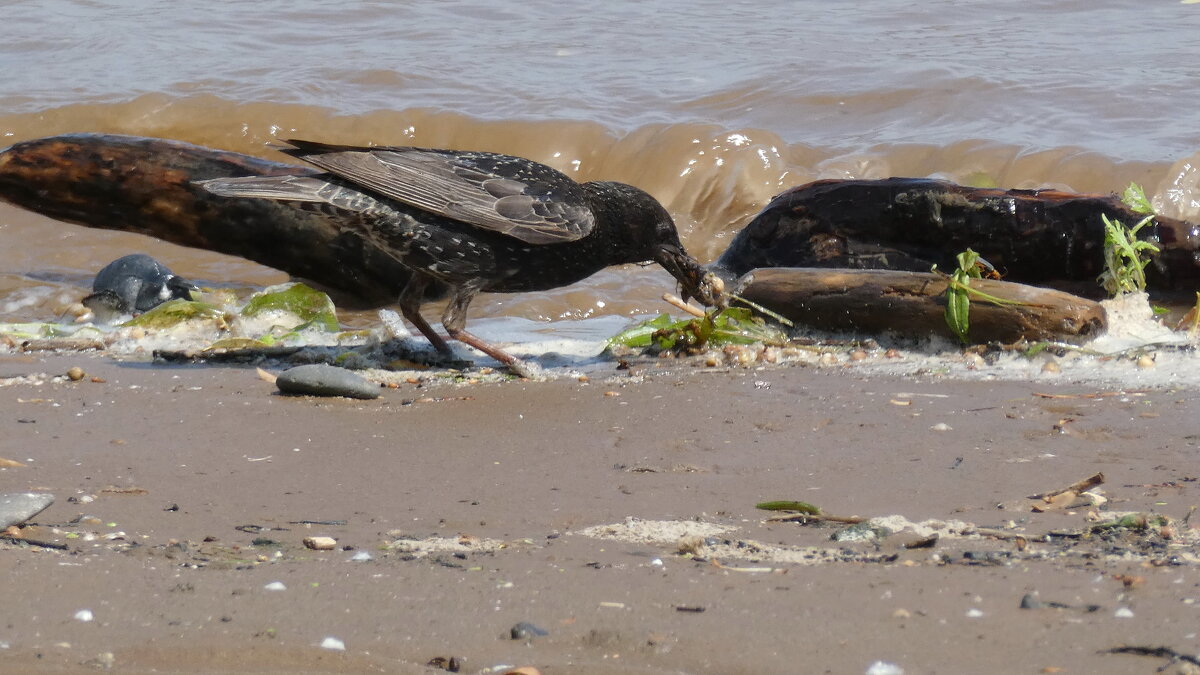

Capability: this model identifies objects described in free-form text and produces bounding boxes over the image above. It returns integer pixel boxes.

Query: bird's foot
[446,328,539,380]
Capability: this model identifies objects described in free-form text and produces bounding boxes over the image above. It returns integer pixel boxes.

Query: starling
[201,140,723,375]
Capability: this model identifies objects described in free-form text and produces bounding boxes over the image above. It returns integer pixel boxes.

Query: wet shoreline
[2,351,1197,673]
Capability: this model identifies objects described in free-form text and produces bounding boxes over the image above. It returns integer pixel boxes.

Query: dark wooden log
[0,133,420,307]
[737,267,1107,344]
[714,178,1200,295]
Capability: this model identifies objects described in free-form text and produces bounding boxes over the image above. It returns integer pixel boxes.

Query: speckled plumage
[201,140,720,374]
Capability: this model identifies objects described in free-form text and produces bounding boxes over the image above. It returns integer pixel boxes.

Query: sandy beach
[2,349,1197,674]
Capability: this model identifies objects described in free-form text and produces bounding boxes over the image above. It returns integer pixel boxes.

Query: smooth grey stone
[0,492,55,528]
[510,622,548,640]
[275,364,380,400]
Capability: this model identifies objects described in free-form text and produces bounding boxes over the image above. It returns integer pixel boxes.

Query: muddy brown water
[2,1,1199,329]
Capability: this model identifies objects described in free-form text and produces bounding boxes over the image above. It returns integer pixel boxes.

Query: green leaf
[945,269,972,344]
[241,283,339,332]
[1121,183,1155,215]
[755,500,822,514]
[606,313,678,348]
[956,249,983,279]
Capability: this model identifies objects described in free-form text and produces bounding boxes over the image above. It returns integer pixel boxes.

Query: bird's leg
[441,285,534,378]
[398,274,452,354]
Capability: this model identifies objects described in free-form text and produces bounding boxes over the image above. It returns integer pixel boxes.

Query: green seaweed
[755,500,822,514]
[241,283,340,332]
[0,322,76,339]
[203,337,274,351]
[123,299,225,329]
[1090,513,1170,532]
[607,306,787,352]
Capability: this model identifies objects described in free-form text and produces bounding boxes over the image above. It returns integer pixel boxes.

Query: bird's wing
[280,140,595,245]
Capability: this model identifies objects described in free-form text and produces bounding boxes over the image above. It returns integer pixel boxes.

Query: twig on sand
[765,513,867,525]
[0,533,70,550]
[1103,645,1200,667]
[1033,390,1149,399]
[1027,472,1105,500]
[662,293,706,318]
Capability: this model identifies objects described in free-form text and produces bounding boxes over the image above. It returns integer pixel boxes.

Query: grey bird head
[83,254,196,321]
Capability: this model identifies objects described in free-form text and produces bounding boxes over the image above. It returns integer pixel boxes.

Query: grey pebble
[509,622,549,640]
[275,364,380,400]
[0,492,55,529]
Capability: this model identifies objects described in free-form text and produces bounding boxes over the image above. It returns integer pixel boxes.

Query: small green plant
[936,249,1026,344]
[1098,213,1159,296]
[607,305,787,352]
[942,249,983,344]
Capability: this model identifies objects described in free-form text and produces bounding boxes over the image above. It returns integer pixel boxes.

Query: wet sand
[2,351,1198,674]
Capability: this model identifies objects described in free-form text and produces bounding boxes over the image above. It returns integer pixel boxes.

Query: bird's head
[587,181,725,308]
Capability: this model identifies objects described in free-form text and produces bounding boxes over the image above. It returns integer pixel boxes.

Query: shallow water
[2,0,1200,327]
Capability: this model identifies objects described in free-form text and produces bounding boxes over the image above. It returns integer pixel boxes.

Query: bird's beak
[655,245,726,308]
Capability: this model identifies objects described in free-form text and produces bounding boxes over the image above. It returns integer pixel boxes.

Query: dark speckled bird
[200,140,723,375]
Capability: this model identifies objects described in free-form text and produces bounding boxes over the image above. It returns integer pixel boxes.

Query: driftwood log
[713,178,1200,294]
[737,267,1106,344]
[0,133,424,307]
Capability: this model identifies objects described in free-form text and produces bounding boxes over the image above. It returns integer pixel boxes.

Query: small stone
[1136,354,1155,369]
[1041,360,1061,374]
[1019,593,1042,610]
[849,349,868,361]
[965,608,984,618]
[275,364,380,400]
[510,622,549,640]
[263,581,287,591]
[930,423,953,432]
[1114,607,1134,618]
[304,536,337,550]
[74,609,94,622]
[67,367,85,381]
[892,608,912,619]
[349,550,373,562]
[817,352,838,367]
[319,636,346,651]
[0,492,55,528]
